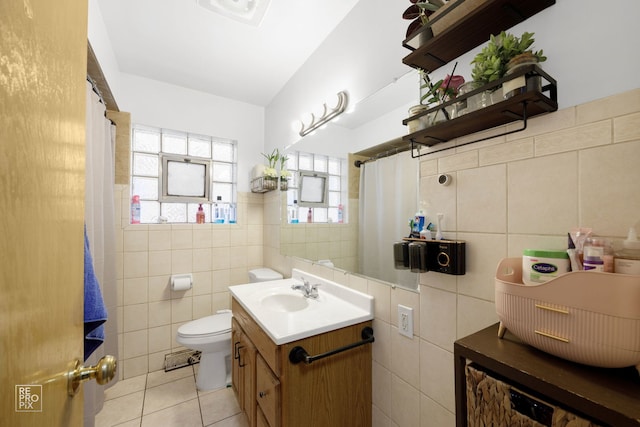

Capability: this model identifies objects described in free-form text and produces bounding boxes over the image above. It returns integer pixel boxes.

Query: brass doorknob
[68,355,117,396]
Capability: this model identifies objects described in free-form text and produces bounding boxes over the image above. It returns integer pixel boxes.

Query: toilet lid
[177,312,232,338]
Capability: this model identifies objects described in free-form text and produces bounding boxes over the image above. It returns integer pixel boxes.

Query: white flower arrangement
[261,148,291,180]
[264,167,278,178]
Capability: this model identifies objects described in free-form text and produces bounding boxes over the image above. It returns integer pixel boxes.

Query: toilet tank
[248,268,283,283]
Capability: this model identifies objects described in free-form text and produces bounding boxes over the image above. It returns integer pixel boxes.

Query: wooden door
[0,0,89,425]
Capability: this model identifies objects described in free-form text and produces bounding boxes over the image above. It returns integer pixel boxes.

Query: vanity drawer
[256,354,280,427]
[232,298,281,375]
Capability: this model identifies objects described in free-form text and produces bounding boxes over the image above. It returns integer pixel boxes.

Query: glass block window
[131,124,237,224]
[285,152,346,224]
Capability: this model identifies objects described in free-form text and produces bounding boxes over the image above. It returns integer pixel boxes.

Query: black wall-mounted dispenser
[394,239,465,275]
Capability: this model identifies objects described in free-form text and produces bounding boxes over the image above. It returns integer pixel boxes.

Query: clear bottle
[615,228,640,275]
[290,200,299,224]
[228,203,237,224]
[196,203,205,224]
[223,203,230,223]
[213,196,224,223]
[307,207,312,223]
[131,195,141,224]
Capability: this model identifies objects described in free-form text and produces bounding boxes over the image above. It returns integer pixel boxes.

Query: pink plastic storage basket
[495,257,640,370]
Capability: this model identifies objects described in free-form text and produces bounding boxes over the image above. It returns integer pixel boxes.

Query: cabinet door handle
[234,341,246,367]
[259,391,266,398]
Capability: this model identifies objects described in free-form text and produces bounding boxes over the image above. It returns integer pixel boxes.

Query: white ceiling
[96,0,361,107]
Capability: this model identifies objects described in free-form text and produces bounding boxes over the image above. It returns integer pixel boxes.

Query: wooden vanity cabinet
[232,297,373,427]
[232,317,257,426]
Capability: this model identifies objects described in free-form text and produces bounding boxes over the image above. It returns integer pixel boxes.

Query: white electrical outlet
[397,304,413,338]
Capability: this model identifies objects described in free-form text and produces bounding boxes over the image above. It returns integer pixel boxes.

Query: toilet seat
[177,312,232,339]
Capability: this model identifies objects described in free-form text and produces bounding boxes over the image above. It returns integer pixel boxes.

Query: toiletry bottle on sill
[307,207,312,223]
[290,200,299,223]
[213,196,224,223]
[228,203,237,224]
[131,195,141,224]
[196,203,205,224]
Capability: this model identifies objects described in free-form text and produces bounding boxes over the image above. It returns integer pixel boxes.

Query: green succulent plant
[471,31,547,85]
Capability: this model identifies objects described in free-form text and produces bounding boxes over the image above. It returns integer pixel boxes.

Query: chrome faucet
[291,277,320,299]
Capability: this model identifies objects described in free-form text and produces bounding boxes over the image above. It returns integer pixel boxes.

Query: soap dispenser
[196,203,205,224]
[614,227,640,275]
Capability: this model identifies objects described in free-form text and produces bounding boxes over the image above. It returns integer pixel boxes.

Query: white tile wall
[114,190,269,378]
[264,89,640,427]
[112,89,640,425]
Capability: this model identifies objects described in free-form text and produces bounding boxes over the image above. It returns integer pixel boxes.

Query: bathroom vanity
[230,270,375,427]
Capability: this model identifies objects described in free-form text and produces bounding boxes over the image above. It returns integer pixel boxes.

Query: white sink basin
[229,269,374,344]
[261,293,309,312]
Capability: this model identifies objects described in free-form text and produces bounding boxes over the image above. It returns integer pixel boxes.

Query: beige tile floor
[95,365,248,427]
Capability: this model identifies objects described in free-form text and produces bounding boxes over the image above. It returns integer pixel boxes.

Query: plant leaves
[406,18,423,38]
[403,4,420,20]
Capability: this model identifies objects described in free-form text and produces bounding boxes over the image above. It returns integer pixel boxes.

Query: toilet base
[196,350,230,391]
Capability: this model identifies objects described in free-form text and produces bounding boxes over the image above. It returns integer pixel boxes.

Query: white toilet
[175,268,283,390]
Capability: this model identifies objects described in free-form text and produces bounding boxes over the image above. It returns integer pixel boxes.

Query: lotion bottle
[196,203,205,224]
[131,195,141,224]
[615,227,640,275]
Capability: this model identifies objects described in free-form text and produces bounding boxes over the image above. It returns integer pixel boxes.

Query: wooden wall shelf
[402,65,557,155]
[402,0,556,73]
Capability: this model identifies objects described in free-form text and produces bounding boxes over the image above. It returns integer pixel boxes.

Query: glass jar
[407,105,428,133]
[456,81,482,115]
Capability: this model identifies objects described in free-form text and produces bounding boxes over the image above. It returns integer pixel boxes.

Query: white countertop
[229,269,374,345]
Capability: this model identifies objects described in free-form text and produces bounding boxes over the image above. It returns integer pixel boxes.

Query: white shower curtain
[358,151,419,289]
[84,81,118,426]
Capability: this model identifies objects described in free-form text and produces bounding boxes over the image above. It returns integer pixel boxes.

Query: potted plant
[470,31,546,102]
[261,148,279,191]
[278,153,290,191]
[471,31,546,84]
[417,64,465,126]
[402,0,444,46]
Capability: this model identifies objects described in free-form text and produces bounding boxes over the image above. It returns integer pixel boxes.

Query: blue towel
[84,225,108,360]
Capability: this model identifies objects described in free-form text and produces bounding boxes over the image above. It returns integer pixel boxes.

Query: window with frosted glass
[285,152,346,224]
[131,124,237,224]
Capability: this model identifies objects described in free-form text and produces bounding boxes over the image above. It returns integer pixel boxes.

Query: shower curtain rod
[86,75,115,126]
[86,75,106,106]
[353,144,411,168]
